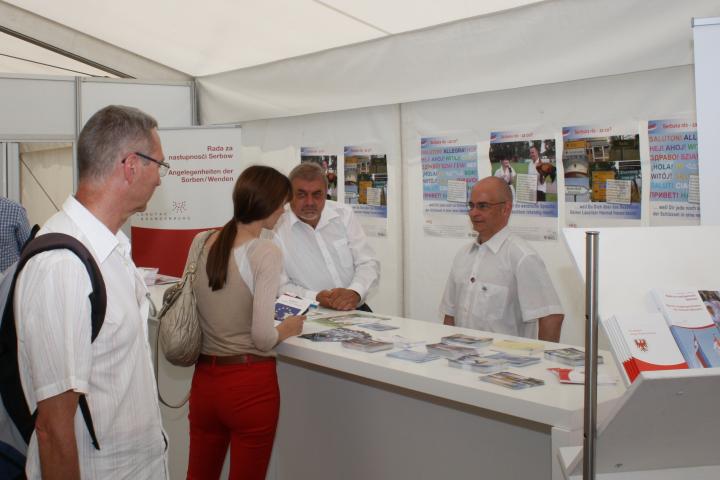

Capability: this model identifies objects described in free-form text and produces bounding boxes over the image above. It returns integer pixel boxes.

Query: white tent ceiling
[1,0,541,77]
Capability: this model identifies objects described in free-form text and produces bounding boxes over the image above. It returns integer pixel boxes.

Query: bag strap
[155,229,214,409]
[1,233,106,450]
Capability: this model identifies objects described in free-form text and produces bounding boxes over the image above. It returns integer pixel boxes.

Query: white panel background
[240,104,403,316]
[693,18,720,226]
[0,75,76,138]
[80,79,194,128]
[402,65,696,346]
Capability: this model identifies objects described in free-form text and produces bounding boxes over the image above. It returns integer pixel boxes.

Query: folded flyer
[274,293,315,321]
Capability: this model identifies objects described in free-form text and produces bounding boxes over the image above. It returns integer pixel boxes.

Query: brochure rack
[559,369,720,479]
[561,226,720,479]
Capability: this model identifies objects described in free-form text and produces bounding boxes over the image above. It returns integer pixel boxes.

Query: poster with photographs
[648,119,700,226]
[563,124,641,227]
[300,147,338,201]
[489,130,558,241]
[420,135,478,238]
[344,144,388,237]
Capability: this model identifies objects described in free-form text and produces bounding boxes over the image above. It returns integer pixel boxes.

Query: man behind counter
[440,176,563,342]
[272,162,380,311]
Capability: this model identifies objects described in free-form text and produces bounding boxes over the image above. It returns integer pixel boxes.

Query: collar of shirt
[63,196,125,263]
[287,201,340,231]
[470,225,511,255]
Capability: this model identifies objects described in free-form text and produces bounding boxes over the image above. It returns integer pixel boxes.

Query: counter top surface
[275,309,626,430]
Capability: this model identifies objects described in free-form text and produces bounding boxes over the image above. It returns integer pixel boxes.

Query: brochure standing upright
[559,226,720,480]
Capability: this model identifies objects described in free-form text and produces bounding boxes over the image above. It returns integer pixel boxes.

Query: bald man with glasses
[440,177,564,342]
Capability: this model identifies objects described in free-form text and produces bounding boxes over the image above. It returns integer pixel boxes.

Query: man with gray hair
[14,105,169,479]
[440,176,564,342]
[273,162,380,311]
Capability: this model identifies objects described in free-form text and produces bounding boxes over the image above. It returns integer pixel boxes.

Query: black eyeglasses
[124,152,170,177]
[467,201,505,211]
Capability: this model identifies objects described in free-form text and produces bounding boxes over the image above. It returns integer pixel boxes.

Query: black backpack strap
[78,396,100,450]
[1,233,106,449]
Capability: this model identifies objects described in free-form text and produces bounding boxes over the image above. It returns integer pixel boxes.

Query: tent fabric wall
[197,0,720,124]
[235,65,695,347]
[240,104,403,316]
[401,64,695,346]
[0,1,190,80]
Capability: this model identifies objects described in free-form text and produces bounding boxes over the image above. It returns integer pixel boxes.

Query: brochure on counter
[480,371,545,390]
[544,347,604,366]
[547,368,617,385]
[274,293,315,321]
[602,311,688,385]
[651,288,720,368]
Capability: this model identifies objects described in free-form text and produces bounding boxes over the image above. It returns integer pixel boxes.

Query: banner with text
[648,119,700,226]
[132,127,242,276]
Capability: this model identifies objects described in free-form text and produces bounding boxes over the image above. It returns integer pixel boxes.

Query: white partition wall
[79,78,194,127]
[401,65,697,346]
[0,75,76,139]
[240,104,403,316]
[693,17,720,225]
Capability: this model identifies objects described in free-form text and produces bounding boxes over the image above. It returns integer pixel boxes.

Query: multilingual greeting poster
[300,146,339,201]
[489,130,558,241]
[562,124,641,227]
[344,144,388,237]
[648,119,700,226]
[420,135,478,238]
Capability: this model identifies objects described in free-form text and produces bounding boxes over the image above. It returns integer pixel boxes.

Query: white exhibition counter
[149,286,625,480]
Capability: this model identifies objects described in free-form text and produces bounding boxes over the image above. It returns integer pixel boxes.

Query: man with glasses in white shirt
[14,105,169,479]
[440,177,563,341]
[273,162,379,311]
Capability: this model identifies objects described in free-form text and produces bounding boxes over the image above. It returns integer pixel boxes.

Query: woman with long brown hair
[186,165,304,480]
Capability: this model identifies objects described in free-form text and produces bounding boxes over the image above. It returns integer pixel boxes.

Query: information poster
[132,127,242,276]
[344,144,388,237]
[421,135,478,238]
[489,130,558,241]
[300,146,339,201]
[562,124,641,227]
[648,119,700,225]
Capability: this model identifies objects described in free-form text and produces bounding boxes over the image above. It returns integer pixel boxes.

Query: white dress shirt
[15,196,168,480]
[272,200,380,304]
[439,227,563,338]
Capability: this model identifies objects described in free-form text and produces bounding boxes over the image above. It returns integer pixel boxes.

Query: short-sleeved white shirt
[439,227,563,338]
[15,196,168,479]
[272,201,380,303]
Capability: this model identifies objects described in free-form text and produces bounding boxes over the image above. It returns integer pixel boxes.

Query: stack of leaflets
[341,338,394,353]
[480,371,545,390]
[651,289,720,368]
[299,328,370,342]
[602,312,688,385]
[544,347,603,366]
[485,352,541,367]
[358,322,399,332]
[151,273,181,285]
[425,342,477,359]
[447,354,506,373]
[274,293,315,321]
[379,335,425,350]
[386,350,440,363]
[312,316,366,327]
[441,333,493,348]
[493,338,544,352]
